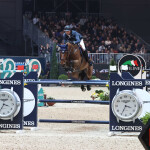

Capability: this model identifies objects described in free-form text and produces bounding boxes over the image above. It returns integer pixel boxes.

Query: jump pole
[25,78,110,125]
[39,119,109,124]
[39,99,109,105]
[25,80,109,85]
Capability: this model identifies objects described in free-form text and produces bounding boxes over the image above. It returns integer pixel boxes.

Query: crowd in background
[31,13,147,56]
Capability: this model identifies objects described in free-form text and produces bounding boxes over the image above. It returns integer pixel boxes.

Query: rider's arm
[73,31,81,44]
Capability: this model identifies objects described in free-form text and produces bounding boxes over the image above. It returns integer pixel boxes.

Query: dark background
[0,0,150,55]
[0,0,23,55]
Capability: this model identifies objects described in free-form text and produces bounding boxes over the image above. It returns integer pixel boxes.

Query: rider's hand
[71,41,76,44]
[68,41,75,44]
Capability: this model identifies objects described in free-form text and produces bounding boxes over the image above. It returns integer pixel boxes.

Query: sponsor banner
[25,59,42,77]
[118,54,142,79]
[111,80,143,87]
[110,72,144,132]
[118,54,145,79]
[0,73,24,130]
[24,72,38,127]
[0,56,46,74]
[112,126,142,131]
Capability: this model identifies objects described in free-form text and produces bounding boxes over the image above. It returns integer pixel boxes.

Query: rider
[63,25,92,66]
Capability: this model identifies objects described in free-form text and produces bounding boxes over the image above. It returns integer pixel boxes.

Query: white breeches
[80,39,86,51]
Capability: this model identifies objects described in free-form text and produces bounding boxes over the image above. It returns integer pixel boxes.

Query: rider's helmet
[64,25,71,31]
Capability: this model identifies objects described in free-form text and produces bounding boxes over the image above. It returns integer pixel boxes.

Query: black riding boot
[83,51,93,66]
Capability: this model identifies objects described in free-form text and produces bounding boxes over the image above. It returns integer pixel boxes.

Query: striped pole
[39,119,109,124]
[39,99,109,105]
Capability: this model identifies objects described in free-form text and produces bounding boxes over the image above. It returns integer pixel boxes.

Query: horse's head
[58,43,79,69]
[58,44,69,67]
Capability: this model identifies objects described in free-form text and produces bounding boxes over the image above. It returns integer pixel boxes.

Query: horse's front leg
[81,85,86,92]
[79,71,87,92]
[87,85,91,91]
[72,72,86,92]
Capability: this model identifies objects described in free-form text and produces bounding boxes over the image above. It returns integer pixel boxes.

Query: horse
[58,42,93,91]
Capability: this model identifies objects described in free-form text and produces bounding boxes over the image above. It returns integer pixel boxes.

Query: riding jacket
[63,30,83,44]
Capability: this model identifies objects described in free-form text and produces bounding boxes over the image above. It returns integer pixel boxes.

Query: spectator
[33,14,39,25]
[40,45,45,57]
[105,37,111,48]
[140,44,146,53]
[30,13,147,54]
[78,16,87,25]
[90,46,96,53]
[98,41,105,53]
[45,44,51,62]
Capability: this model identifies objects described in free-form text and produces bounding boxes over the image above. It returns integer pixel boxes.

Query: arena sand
[0,86,144,150]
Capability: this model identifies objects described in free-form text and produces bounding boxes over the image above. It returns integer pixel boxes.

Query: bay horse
[58,42,93,91]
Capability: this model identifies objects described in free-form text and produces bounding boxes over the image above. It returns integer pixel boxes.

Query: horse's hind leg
[86,65,93,91]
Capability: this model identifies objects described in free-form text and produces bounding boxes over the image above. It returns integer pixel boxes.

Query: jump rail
[25,79,109,85]
[39,99,110,105]
[30,79,110,125]
[39,119,109,124]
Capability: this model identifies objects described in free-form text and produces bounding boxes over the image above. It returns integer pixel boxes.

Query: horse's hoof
[81,88,86,92]
[87,87,91,91]
[87,85,91,91]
